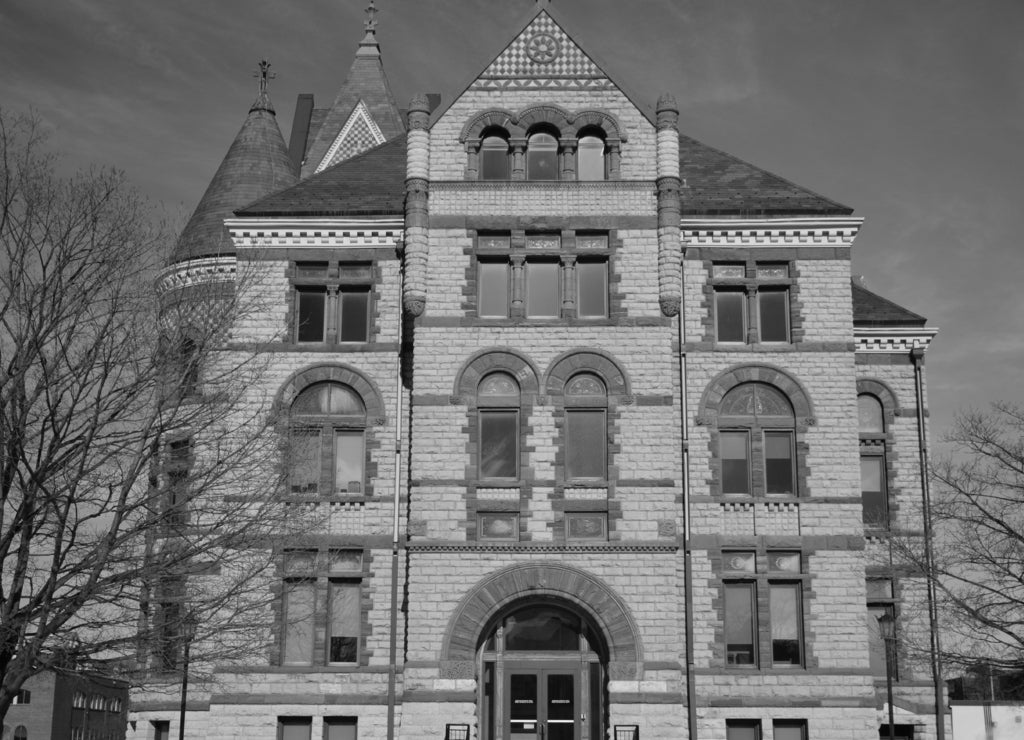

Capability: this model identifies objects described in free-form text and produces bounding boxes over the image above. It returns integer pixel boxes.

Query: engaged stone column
[404,94,431,316]
[656,93,682,318]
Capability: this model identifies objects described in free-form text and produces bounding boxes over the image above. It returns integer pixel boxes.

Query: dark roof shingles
[851,281,927,327]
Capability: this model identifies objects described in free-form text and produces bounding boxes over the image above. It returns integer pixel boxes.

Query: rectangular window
[758,289,790,342]
[338,289,370,342]
[577,261,608,318]
[324,718,358,740]
[725,582,757,666]
[566,409,606,479]
[769,582,803,666]
[565,512,608,540]
[283,581,315,665]
[279,718,312,740]
[721,431,750,494]
[165,470,187,526]
[480,410,519,479]
[478,261,510,318]
[726,719,761,740]
[716,290,746,342]
[296,288,327,342]
[152,722,170,740]
[772,720,806,740]
[328,580,360,664]
[290,429,322,493]
[333,431,364,493]
[861,457,887,527]
[479,513,519,541]
[764,432,795,494]
[526,260,560,317]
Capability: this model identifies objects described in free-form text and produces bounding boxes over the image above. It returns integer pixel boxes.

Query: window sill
[283,494,370,504]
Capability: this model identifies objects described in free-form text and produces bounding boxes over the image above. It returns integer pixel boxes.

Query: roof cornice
[855,327,938,354]
[224,217,403,250]
[682,216,864,247]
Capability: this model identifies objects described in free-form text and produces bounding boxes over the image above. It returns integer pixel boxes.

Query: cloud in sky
[1,0,1021,442]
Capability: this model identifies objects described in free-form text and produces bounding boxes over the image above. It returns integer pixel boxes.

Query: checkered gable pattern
[480,12,604,80]
[317,101,387,172]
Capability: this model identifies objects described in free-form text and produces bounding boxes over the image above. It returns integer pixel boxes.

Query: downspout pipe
[386,248,405,740]
[912,345,945,740]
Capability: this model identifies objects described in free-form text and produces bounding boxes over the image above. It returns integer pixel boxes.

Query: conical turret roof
[298,5,405,178]
[173,63,297,262]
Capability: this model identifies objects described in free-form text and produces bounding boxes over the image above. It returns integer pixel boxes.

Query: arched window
[526,131,558,181]
[858,392,888,527]
[576,131,606,181]
[565,373,608,480]
[478,373,520,480]
[480,131,510,180]
[14,726,27,740]
[718,382,796,495]
[73,691,87,708]
[290,381,366,494]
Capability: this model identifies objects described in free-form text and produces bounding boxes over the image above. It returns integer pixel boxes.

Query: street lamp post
[178,614,197,740]
[878,612,896,740]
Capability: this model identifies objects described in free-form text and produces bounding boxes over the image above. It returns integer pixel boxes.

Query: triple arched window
[465,108,622,181]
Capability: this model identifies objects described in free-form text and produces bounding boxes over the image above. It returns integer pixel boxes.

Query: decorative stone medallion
[526,32,561,63]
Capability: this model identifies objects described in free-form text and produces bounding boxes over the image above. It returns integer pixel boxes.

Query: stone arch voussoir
[454,348,541,399]
[699,363,815,421]
[442,562,643,676]
[275,363,386,422]
[544,349,630,397]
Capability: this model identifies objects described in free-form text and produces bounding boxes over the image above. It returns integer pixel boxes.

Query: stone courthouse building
[131,2,945,739]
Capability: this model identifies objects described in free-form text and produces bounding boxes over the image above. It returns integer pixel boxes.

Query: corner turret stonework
[656,93,681,317]
[403,95,431,316]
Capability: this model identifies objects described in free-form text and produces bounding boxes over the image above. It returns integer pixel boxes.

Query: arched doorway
[478,600,606,740]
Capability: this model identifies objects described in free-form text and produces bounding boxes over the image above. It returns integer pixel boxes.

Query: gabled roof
[428,5,657,129]
[235,130,848,218]
[680,133,852,216]
[852,281,927,327]
[239,136,407,217]
[174,87,296,261]
[299,23,404,179]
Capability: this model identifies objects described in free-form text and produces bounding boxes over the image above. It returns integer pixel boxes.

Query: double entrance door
[508,665,578,740]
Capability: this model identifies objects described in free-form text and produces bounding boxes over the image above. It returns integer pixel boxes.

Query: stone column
[403,94,431,316]
[510,139,527,180]
[655,94,682,317]
[560,139,577,180]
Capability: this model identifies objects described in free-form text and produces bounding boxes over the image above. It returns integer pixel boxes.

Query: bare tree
[910,402,1024,672]
[0,109,293,720]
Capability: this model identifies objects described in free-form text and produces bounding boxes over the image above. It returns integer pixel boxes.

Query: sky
[1,0,1022,448]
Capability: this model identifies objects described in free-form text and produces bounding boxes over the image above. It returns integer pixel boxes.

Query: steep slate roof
[239,136,407,217]
[851,281,927,327]
[680,134,851,216]
[298,23,405,179]
[236,130,848,218]
[174,87,296,261]
[238,4,849,219]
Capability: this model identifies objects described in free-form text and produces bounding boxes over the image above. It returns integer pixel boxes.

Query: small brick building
[130,3,945,739]
[5,670,128,740]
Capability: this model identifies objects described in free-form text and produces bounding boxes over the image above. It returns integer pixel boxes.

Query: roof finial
[250,60,276,114]
[254,59,275,95]
[364,0,378,34]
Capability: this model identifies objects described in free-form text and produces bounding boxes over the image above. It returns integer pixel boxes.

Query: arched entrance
[477,600,607,740]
